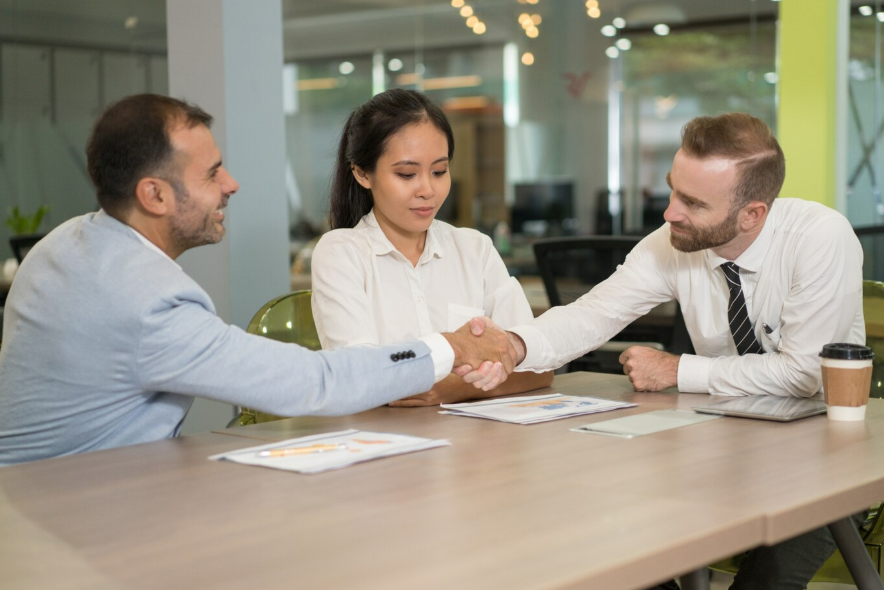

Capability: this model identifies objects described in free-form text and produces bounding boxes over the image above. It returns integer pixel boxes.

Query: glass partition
[0,0,167,260]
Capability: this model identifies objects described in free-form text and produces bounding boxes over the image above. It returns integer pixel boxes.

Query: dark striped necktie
[721,262,764,355]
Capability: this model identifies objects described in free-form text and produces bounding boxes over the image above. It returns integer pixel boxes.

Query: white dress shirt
[311,209,534,357]
[511,198,865,397]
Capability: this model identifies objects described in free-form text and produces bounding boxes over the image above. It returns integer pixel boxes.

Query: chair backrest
[533,236,641,307]
[532,235,693,354]
[10,233,45,264]
[231,290,321,427]
[855,224,884,282]
[245,290,321,350]
[863,280,884,399]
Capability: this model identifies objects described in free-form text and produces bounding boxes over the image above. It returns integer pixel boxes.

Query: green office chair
[228,290,321,427]
[711,280,884,583]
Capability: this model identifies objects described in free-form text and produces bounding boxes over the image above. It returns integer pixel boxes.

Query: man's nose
[663,193,681,223]
[222,168,239,195]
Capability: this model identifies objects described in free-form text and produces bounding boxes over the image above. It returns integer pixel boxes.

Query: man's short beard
[669,204,741,253]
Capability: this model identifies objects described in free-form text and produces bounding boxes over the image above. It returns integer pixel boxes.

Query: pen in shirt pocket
[762,323,774,335]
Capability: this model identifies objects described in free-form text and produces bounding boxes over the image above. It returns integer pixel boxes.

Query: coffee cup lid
[819,343,874,360]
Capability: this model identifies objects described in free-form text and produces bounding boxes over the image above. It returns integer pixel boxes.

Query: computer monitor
[511,181,576,237]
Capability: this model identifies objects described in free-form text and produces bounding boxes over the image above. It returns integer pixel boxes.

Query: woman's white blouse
[311,210,534,350]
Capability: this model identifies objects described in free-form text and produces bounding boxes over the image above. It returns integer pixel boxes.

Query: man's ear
[741,200,769,230]
[351,165,373,191]
[134,177,174,216]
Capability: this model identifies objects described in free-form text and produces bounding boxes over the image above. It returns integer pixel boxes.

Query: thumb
[470,316,487,336]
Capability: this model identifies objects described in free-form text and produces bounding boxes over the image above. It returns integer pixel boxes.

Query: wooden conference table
[3,372,884,590]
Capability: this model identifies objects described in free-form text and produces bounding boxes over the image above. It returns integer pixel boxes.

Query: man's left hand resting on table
[619,346,680,391]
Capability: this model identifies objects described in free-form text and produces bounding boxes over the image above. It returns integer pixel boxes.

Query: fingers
[469,316,489,336]
[452,364,473,377]
[463,361,506,391]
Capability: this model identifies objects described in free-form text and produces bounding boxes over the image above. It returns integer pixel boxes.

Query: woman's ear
[351,165,373,190]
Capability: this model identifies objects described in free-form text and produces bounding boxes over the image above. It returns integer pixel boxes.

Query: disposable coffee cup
[819,343,874,421]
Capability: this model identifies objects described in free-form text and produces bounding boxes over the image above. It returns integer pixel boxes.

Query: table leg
[678,568,710,590]
[828,516,884,590]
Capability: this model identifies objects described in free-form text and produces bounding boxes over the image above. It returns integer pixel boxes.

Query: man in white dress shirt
[509,113,863,398]
[500,113,866,589]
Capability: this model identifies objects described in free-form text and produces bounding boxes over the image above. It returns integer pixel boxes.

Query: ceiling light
[460,5,473,17]
[586,0,598,6]
[338,61,355,75]
[601,25,617,37]
[473,22,486,34]
[615,38,631,50]
[653,23,670,36]
[388,58,403,72]
[612,17,626,28]
[859,6,873,16]
[878,12,884,22]
[763,72,778,84]
[587,7,601,18]
[531,14,542,25]
[522,52,535,66]
[526,26,539,38]
[451,0,464,6]
[605,46,620,58]
[466,15,478,27]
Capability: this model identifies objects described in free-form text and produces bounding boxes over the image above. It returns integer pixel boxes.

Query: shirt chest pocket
[447,303,485,332]
[760,322,781,353]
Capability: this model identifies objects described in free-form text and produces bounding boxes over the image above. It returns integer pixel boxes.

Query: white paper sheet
[440,393,636,424]
[208,429,450,474]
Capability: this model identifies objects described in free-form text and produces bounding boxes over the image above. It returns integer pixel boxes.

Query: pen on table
[258,443,349,458]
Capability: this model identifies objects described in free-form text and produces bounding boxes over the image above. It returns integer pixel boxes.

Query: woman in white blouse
[311,89,552,406]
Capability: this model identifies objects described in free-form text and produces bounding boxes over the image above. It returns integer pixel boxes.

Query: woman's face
[352,121,450,242]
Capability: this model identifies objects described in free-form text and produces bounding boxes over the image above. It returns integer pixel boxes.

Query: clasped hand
[443,317,518,391]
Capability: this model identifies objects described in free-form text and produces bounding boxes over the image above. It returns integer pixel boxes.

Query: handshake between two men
[439,317,680,394]
[441,317,527,391]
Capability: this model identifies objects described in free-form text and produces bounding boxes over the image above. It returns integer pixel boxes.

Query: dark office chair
[9,233,45,264]
[855,224,884,281]
[533,236,692,373]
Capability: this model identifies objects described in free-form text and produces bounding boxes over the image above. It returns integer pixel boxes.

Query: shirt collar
[127,225,182,270]
[704,199,779,273]
[359,208,445,262]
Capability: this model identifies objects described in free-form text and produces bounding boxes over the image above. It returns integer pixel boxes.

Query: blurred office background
[1,0,882,431]
[3,0,884,254]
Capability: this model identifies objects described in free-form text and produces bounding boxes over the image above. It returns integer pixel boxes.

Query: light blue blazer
[0,211,435,465]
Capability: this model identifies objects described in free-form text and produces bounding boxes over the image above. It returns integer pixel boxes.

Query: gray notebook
[571,410,721,439]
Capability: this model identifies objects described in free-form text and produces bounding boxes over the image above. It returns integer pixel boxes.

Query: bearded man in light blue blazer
[0,94,515,466]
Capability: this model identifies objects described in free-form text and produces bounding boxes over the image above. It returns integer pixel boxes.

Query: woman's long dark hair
[328,89,455,229]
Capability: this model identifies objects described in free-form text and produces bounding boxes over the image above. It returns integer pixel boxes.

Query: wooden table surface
[3,372,884,590]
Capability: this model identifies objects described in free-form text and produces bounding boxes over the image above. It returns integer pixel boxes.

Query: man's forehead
[672,149,739,179]
[169,123,220,162]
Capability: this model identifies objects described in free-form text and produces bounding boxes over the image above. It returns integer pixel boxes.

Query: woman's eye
[396,173,415,179]
[433,169,449,177]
